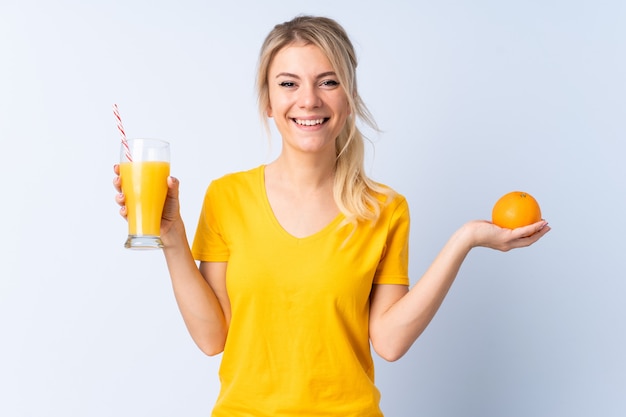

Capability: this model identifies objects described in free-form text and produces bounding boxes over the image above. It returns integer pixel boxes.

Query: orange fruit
[492,191,542,229]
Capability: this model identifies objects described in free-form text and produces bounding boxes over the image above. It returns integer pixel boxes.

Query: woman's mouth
[293,118,327,126]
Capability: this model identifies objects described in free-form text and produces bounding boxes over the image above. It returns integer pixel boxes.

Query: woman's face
[266,42,350,158]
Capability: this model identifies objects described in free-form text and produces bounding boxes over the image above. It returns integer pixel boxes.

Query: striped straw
[113,104,132,161]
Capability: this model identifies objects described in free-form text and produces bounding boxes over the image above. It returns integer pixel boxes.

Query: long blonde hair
[256,15,393,226]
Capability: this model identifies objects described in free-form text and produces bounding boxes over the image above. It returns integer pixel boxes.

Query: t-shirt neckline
[258,164,345,242]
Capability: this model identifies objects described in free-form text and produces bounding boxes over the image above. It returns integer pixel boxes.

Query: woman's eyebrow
[316,71,337,79]
[275,71,337,79]
[275,72,299,79]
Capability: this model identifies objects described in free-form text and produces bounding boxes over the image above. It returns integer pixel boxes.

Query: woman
[113,15,550,417]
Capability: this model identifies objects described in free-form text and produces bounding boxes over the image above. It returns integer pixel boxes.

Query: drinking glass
[119,138,170,249]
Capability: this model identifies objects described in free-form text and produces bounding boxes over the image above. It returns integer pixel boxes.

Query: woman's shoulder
[207,165,264,194]
[203,166,264,211]
[211,165,263,186]
[372,181,407,208]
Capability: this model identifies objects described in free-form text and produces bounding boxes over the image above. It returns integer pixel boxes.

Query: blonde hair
[256,15,394,226]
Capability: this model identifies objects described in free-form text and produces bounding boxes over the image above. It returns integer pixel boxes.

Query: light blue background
[1,0,624,416]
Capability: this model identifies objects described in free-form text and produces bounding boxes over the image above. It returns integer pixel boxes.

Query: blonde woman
[114,15,549,417]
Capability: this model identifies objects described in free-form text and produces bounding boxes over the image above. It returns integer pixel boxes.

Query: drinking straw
[113,104,132,161]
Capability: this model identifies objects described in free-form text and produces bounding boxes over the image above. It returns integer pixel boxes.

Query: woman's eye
[279,81,296,88]
[321,80,340,87]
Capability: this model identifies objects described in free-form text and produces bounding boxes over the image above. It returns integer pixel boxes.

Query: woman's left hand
[464,219,551,252]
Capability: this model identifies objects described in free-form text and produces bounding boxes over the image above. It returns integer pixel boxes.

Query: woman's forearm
[162,221,228,356]
[371,225,473,361]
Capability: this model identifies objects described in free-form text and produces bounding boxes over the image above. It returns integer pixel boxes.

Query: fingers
[167,175,179,196]
[162,176,182,224]
[113,175,122,193]
[113,164,127,218]
[528,221,551,240]
[510,220,551,249]
[114,190,127,219]
[475,219,550,252]
[113,164,122,193]
[512,220,549,239]
[115,191,125,206]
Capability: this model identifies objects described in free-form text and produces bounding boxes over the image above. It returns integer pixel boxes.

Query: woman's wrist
[161,219,188,249]
[454,221,482,252]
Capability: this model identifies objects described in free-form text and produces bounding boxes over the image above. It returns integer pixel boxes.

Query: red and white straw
[113,104,132,161]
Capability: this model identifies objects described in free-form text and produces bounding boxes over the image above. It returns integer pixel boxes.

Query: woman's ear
[266,106,273,118]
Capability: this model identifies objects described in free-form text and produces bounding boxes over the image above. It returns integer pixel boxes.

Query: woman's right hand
[159,175,184,239]
[112,164,127,220]
[112,164,185,243]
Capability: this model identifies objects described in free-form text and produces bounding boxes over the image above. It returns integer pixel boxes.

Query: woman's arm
[369,219,550,362]
[162,226,229,356]
[114,166,229,356]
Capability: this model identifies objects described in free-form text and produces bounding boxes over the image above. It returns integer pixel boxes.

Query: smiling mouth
[293,118,327,126]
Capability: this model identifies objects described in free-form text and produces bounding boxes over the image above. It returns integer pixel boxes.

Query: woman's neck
[266,153,336,193]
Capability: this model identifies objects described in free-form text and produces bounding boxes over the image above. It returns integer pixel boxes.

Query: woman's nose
[297,84,322,109]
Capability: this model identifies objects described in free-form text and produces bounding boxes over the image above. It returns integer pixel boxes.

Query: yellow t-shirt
[192,165,410,417]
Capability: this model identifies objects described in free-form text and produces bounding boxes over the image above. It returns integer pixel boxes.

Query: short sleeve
[191,181,230,262]
[373,196,410,286]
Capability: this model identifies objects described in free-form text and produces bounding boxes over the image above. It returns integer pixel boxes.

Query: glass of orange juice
[119,138,170,249]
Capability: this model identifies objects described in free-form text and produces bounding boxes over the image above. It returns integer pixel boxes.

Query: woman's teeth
[294,118,325,126]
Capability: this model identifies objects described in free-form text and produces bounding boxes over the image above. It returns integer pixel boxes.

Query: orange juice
[120,161,170,237]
